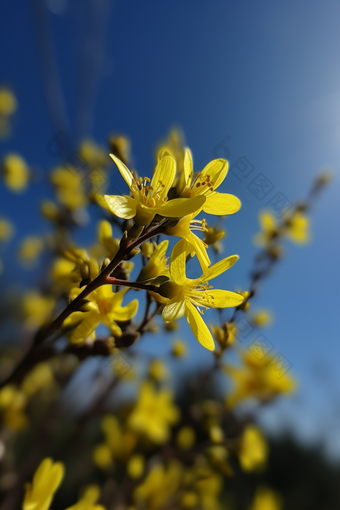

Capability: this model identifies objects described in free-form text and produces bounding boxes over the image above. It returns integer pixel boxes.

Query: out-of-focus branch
[30,0,73,153]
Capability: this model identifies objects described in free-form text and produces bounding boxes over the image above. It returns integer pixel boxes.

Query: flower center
[131,177,168,208]
[186,282,215,314]
[190,173,214,197]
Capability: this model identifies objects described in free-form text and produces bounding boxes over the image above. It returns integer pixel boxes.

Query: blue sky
[1,0,340,455]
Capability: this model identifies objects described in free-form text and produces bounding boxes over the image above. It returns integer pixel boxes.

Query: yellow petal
[259,210,276,233]
[200,159,228,190]
[111,298,139,321]
[151,155,176,200]
[184,148,193,187]
[185,301,215,351]
[205,289,244,307]
[203,192,241,215]
[109,154,133,188]
[169,240,188,285]
[153,196,205,218]
[150,239,168,265]
[162,292,186,322]
[199,255,239,283]
[104,195,136,219]
[186,231,211,270]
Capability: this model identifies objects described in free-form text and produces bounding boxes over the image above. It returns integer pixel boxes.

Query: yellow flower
[0,217,14,241]
[21,363,56,397]
[166,212,211,269]
[22,291,55,328]
[176,426,196,450]
[238,425,268,472]
[100,414,136,460]
[97,220,119,259]
[127,454,145,479]
[2,153,29,192]
[250,309,273,327]
[23,458,64,510]
[104,153,205,226]
[225,351,296,408]
[253,210,278,246]
[133,460,182,509]
[254,209,309,246]
[19,236,44,265]
[181,149,241,215]
[160,240,244,351]
[79,139,107,168]
[128,382,179,443]
[109,135,131,165]
[148,359,168,381]
[285,211,310,244]
[137,239,169,282]
[65,485,105,510]
[50,166,87,209]
[171,339,187,357]
[210,322,237,349]
[0,88,17,116]
[203,225,226,253]
[64,287,138,343]
[0,384,27,431]
[93,443,112,469]
[249,486,282,510]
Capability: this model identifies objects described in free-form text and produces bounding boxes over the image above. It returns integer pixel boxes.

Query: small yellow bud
[127,454,144,479]
[93,443,112,469]
[181,492,198,508]
[148,359,168,381]
[2,153,29,192]
[176,426,196,450]
[141,241,154,258]
[171,340,187,357]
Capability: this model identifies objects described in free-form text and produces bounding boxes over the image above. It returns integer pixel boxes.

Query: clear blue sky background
[1,0,340,457]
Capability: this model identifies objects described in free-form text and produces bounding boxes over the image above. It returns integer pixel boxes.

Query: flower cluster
[0,124,330,510]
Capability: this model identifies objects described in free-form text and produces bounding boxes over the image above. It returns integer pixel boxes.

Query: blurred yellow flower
[51,166,87,210]
[128,382,179,443]
[254,209,309,246]
[0,87,17,116]
[176,426,196,450]
[109,135,131,165]
[19,236,44,265]
[203,225,226,253]
[105,153,205,226]
[249,486,282,510]
[0,217,14,241]
[250,309,273,328]
[133,460,182,509]
[79,139,107,168]
[210,322,237,349]
[22,291,55,328]
[0,384,27,431]
[93,443,112,469]
[23,458,64,510]
[64,286,138,343]
[238,425,268,472]
[148,359,168,381]
[225,351,296,408]
[160,240,243,351]
[97,219,119,259]
[2,153,29,192]
[127,454,145,479]
[65,485,105,510]
[22,362,56,397]
[285,211,310,244]
[171,339,187,357]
